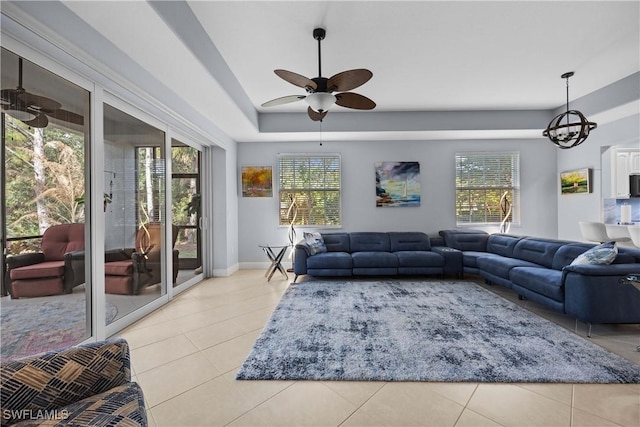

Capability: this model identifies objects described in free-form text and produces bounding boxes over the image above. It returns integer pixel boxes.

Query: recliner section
[294,231,458,281]
[439,229,640,324]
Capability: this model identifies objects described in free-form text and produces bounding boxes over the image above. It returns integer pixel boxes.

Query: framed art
[375,161,421,207]
[560,168,591,195]
[241,166,273,197]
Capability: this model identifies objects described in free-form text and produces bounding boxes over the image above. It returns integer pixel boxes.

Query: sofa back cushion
[617,247,640,263]
[350,232,390,252]
[513,238,569,268]
[320,233,351,252]
[486,234,523,257]
[552,243,594,270]
[552,243,638,269]
[439,229,489,251]
[389,232,431,252]
[42,223,85,261]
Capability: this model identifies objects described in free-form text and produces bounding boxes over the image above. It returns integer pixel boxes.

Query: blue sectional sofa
[439,229,640,326]
[294,232,461,282]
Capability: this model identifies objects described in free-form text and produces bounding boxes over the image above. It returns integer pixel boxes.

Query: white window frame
[455,151,520,226]
[278,153,341,228]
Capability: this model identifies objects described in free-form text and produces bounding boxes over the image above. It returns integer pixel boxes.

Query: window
[278,154,341,227]
[455,152,520,225]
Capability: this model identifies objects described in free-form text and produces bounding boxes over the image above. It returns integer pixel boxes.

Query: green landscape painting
[560,168,591,195]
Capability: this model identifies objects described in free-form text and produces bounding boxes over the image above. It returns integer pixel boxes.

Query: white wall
[237,138,558,264]
[557,113,640,241]
[208,143,240,276]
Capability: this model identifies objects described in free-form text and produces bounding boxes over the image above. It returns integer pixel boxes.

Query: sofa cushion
[320,233,351,252]
[486,234,523,257]
[9,261,65,279]
[551,243,595,270]
[352,251,398,268]
[10,277,64,298]
[476,255,542,279]
[612,247,638,264]
[307,252,353,269]
[105,260,133,276]
[439,229,489,251]
[462,252,502,269]
[389,232,431,251]
[570,242,618,266]
[395,251,444,267]
[510,266,564,302]
[512,238,568,269]
[350,232,390,252]
[303,232,327,255]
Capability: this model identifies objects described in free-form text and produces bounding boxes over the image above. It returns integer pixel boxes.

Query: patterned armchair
[5,223,85,298]
[0,338,147,426]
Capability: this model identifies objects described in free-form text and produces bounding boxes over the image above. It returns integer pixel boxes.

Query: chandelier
[543,72,597,149]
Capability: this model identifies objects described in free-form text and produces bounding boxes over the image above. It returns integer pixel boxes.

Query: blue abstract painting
[375,161,421,207]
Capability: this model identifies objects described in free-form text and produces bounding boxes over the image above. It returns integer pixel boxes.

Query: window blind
[455,152,520,225]
[278,154,341,227]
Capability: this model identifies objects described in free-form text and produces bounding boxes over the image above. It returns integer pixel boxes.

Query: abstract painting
[375,161,421,207]
[242,166,273,197]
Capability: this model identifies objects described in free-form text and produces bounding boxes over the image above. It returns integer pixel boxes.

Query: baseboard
[211,263,240,277]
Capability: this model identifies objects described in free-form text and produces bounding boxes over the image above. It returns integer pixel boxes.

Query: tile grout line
[336,382,390,427]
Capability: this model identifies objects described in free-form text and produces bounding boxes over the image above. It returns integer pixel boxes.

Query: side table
[259,244,289,282]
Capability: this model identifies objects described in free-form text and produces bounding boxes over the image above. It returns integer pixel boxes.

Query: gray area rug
[236,280,640,383]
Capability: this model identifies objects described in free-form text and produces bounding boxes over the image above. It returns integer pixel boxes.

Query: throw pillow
[570,241,618,266]
[303,232,327,255]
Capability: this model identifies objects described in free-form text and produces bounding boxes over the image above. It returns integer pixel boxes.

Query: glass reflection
[1,47,91,360]
[103,104,166,322]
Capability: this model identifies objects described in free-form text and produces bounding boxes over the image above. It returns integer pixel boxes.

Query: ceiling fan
[1,57,83,128]
[261,27,376,122]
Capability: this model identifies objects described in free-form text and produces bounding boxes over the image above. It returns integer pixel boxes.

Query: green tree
[4,116,85,243]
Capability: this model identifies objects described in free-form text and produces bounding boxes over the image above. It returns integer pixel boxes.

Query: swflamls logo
[3,409,69,420]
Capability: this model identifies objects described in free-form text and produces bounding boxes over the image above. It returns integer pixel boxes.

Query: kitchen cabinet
[612,148,640,198]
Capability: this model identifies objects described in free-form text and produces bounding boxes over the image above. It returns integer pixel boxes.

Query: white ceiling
[4,1,640,144]
[189,1,639,112]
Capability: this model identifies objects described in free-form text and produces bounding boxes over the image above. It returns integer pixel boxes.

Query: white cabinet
[612,148,640,198]
[630,151,640,174]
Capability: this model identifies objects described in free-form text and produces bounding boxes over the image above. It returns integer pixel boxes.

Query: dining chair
[578,221,611,243]
[604,224,633,247]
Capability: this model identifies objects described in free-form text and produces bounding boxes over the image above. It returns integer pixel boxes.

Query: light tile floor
[119,270,640,427]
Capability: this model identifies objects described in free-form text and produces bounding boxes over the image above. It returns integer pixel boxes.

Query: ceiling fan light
[306,92,336,112]
[4,108,37,121]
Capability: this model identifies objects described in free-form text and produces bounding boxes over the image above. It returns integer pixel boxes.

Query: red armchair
[104,223,179,295]
[5,223,85,298]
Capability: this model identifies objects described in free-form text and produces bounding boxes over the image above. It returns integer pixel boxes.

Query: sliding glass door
[103,104,167,322]
[171,140,202,285]
[1,47,91,360]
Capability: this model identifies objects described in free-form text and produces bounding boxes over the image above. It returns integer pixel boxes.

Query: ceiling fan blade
[335,92,376,110]
[261,95,306,108]
[274,70,317,90]
[307,107,327,122]
[19,92,62,112]
[48,108,85,126]
[327,69,373,92]
[22,112,49,128]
